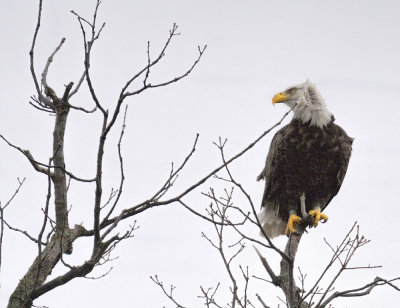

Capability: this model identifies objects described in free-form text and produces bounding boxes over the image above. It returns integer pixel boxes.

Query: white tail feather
[257,206,286,238]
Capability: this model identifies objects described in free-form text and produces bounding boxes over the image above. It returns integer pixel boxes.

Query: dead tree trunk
[279,231,311,308]
[7,226,85,308]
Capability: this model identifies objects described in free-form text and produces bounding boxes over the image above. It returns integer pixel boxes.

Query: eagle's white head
[272,80,332,128]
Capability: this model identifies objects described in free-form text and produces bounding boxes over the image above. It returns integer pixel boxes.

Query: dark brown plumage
[257,81,353,238]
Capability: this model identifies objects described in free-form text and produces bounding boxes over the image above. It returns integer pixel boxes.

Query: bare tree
[0,0,208,306]
[1,1,399,308]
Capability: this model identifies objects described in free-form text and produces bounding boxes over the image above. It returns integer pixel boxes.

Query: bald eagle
[257,81,353,238]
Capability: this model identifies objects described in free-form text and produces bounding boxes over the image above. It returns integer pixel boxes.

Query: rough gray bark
[7,226,84,308]
[279,231,310,308]
[8,84,78,308]
[49,86,70,231]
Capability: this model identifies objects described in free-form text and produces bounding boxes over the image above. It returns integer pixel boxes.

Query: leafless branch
[71,2,107,116]
[150,133,200,202]
[199,283,223,308]
[254,246,280,287]
[123,44,207,97]
[150,275,188,308]
[2,219,46,246]
[84,267,113,280]
[101,188,118,210]
[69,104,97,113]
[1,177,26,211]
[143,41,151,86]
[256,294,270,308]
[70,10,93,28]
[29,0,46,104]
[300,222,358,304]
[179,199,248,226]
[29,100,55,113]
[68,70,86,98]
[0,135,50,175]
[0,135,96,183]
[41,38,66,90]
[0,178,27,275]
[118,23,180,99]
[101,105,128,223]
[318,276,400,308]
[200,188,251,308]
[312,224,388,307]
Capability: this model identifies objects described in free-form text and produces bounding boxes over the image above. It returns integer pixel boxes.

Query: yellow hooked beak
[272,92,289,105]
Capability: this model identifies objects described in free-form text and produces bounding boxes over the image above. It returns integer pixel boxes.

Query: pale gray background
[1,0,400,307]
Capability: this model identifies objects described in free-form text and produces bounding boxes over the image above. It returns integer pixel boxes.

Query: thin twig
[150,275,188,308]
[0,178,27,274]
[69,104,97,113]
[101,105,128,223]
[2,220,46,246]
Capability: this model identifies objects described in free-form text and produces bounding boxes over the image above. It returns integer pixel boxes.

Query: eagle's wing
[257,124,289,207]
[336,126,354,186]
[322,124,354,209]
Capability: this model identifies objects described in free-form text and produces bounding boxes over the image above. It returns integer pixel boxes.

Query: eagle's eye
[289,88,296,93]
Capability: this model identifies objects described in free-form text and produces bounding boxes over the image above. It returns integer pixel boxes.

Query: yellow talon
[285,213,302,235]
[308,208,328,227]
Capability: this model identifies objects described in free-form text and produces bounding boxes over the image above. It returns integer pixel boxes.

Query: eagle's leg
[285,210,302,235]
[300,193,307,218]
[308,206,328,227]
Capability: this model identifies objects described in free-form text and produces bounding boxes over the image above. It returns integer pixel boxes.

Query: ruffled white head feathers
[272,80,332,128]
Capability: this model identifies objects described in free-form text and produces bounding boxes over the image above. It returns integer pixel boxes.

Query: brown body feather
[260,116,353,223]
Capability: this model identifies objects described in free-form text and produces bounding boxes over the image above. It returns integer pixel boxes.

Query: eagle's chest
[282,125,340,183]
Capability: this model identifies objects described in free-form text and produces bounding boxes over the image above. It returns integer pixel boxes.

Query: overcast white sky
[1,0,400,307]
